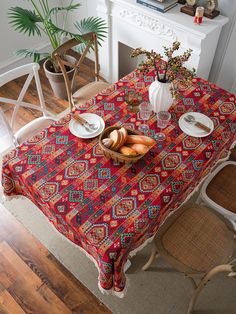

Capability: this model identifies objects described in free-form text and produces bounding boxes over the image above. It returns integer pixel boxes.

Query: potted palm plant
[8,0,107,99]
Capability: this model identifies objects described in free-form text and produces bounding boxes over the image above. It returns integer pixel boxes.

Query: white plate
[179,112,214,138]
[69,113,105,139]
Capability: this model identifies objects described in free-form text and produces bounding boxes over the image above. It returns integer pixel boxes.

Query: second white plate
[69,113,105,139]
[179,112,214,138]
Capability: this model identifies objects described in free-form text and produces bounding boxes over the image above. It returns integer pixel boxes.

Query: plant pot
[149,79,173,113]
[43,57,75,100]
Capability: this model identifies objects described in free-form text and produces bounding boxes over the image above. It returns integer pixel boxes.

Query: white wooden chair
[0,107,15,153]
[0,63,56,154]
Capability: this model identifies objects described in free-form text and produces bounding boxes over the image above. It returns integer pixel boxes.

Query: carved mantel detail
[119,9,177,41]
[97,0,110,15]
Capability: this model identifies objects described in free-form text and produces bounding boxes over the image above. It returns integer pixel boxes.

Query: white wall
[0,1,46,72]
[65,0,95,61]
[0,0,60,73]
[65,0,88,31]
[209,0,236,94]
[216,16,236,94]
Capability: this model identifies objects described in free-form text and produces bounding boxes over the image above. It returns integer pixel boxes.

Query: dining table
[2,68,236,297]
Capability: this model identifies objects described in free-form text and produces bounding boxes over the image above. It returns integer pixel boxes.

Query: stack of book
[136,0,178,13]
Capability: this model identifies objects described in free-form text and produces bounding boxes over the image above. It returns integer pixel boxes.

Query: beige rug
[1,156,236,314]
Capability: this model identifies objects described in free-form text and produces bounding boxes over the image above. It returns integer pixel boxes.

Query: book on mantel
[136,0,178,13]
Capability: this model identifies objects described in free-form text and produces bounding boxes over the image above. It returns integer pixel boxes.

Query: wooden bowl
[99,126,145,164]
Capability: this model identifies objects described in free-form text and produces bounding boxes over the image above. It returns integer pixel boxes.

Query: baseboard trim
[0,42,51,74]
[231,77,236,96]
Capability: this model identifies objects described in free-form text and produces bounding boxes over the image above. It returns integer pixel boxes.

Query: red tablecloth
[2,70,236,295]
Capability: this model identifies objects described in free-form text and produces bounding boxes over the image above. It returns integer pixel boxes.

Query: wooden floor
[0,203,111,314]
[0,61,112,314]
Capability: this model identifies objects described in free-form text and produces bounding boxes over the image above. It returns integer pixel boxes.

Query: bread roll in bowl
[99,126,156,164]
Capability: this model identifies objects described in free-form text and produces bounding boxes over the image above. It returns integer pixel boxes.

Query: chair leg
[231,220,236,231]
[187,264,232,314]
[142,243,159,271]
[196,193,203,205]
[186,275,198,290]
[124,259,132,272]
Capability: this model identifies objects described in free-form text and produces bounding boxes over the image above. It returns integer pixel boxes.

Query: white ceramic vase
[149,79,173,113]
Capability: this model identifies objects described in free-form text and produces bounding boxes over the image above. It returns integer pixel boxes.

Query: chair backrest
[202,161,236,225]
[0,63,47,133]
[0,63,53,152]
[52,32,103,111]
[0,107,15,154]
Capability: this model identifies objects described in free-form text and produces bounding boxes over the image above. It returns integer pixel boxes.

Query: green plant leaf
[16,49,50,63]
[49,3,81,16]
[48,16,107,44]
[44,22,71,37]
[74,17,107,44]
[8,7,42,37]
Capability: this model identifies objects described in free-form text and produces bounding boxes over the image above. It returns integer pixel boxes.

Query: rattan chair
[52,32,110,111]
[198,161,236,229]
[0,63,56,153]
[142,204,236,314]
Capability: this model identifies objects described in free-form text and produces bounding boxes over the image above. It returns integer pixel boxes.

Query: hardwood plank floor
[0,204,112,314]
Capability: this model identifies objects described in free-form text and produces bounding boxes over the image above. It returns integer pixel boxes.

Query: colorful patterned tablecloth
[2,69,236,295]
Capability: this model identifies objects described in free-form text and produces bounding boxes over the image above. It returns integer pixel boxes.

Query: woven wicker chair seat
[73,81,110,106]
[157,205,234,274]
[206,164,236,213]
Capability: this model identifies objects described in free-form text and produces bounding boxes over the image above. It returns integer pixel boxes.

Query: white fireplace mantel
[97,0,228,83]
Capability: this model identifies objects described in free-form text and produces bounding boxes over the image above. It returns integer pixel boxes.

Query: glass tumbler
[138,102,152,133]
[156,111,171,141]
[124,88,143,113]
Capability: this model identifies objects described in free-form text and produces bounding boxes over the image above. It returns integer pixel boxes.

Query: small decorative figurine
[181,0,197,16]
[186,0,197,4]
[180,0,220,19]
[194,6,204,24]
[205,0,220,19]
[206,0,218,12]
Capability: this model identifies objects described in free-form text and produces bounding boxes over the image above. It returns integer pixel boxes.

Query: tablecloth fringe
[0,192,26,204]
[98,280,130,298]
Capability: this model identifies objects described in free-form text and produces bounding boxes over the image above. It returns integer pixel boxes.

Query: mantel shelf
[110,1,228,38]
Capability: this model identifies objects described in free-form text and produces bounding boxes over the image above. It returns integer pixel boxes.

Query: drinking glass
[138,102,152,133]
[156,111,171,141]
[124,88,143,113]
